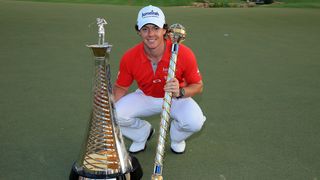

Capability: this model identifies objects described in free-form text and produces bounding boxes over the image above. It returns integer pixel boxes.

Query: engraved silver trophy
[70,18,143,180]
[151,24,186,180]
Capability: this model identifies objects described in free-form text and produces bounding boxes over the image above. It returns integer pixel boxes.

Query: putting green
[1,0,320,179]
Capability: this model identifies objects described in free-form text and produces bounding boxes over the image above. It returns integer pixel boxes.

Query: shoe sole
[170,147,185,154]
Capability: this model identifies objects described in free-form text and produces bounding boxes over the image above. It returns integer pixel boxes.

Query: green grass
[14,0,320,8]
[15,0,196,6]
[1,0,320,180]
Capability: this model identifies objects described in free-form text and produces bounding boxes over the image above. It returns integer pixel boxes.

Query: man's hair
[135,24,169,38]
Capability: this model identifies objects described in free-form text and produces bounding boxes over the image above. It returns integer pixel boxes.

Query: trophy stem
[152,44,178,179]
[152,24,186,180]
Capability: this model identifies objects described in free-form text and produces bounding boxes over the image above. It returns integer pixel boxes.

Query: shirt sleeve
[115,55,133,87]
[182,47,202,84]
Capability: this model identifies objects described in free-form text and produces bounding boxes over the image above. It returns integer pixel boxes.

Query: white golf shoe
[129,127,154,154]
[170,140,186,154]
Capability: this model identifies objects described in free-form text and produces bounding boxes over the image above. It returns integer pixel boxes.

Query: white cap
[136,5,165,30]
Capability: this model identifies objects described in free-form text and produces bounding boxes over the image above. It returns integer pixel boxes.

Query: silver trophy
[70,18,143,180]
[151,24,186,180]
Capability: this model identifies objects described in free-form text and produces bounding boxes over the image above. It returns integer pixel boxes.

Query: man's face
[139,24,166,49]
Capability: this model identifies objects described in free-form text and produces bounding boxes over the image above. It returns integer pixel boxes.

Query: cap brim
[138,19,164,30]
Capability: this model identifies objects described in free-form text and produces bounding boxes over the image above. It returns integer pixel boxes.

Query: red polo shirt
[116,39,202,98]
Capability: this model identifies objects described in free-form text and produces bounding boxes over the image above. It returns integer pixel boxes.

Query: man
[113,5,206,154]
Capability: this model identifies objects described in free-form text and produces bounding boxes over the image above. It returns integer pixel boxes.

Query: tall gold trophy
[70,18,143,180]
[151,24,186,180]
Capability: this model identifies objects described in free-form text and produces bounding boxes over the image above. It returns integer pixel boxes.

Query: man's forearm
[182,80,203,98]
[113,84,129,102]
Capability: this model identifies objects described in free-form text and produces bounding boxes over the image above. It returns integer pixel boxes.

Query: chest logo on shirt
[153,79,161,83]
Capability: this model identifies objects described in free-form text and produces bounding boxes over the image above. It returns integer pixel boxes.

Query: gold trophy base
[151,174,163,180]
[70,155,143,180]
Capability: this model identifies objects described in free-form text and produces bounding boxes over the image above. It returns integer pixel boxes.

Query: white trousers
[115,89,206,143]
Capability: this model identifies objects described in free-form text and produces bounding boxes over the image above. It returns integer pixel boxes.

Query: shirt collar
[140,39,172,64]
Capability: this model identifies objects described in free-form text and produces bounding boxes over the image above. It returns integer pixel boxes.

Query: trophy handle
[151,23,186,180]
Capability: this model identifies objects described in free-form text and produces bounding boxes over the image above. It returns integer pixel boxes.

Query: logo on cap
[142,10,159,18]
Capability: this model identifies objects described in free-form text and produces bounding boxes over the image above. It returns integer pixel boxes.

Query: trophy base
[69,155,143,180]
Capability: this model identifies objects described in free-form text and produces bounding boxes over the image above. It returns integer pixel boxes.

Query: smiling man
[113,5,206,154]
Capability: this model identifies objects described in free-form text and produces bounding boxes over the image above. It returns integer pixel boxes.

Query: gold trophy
[70,18,143,180]
[151,24,186,180]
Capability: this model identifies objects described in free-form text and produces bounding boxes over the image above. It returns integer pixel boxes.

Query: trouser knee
[174,116,205,133]
[184,120,204,132]
[115,109,134,127]
[115,103,134,126]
